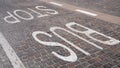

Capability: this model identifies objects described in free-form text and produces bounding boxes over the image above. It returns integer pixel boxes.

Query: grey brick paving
[59,0,120,17]
[0,0,120,68]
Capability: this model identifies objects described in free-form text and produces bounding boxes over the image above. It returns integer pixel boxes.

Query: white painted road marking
[0,32,25,68]
[76,9,98,16]
[4,5,59,24]
[50,27,91,55]
[66,22,120,45]
[40,0,120,25]
[66,23,103,49]
[14,9,34,20]
[49,2,63,6]
[32,31,77,62]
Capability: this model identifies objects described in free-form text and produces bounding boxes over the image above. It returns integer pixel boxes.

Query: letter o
[14,9,34,20]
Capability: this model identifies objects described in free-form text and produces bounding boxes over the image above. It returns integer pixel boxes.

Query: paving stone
[112,65,120,68]
[60,65,69,68]
[88,59,97,64]
[81,62,90,68]
[117,63,120,67]
[0,0,120,68]
[103,63,113,68]
[75,64,83,68]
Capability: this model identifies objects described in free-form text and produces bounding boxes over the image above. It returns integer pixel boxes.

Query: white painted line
[49,2,63,6]
[66,22,103,50]
[32,31,77,62]
[50,27,91,56]
[76,9,98,16]
[66,22,120,46]
[0,32,25,68]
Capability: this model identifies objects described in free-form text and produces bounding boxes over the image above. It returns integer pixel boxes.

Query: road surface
[0,0,120,68]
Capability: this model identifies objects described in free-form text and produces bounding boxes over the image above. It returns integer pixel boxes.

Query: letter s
[32,31,77,62]
[35,6,58,15]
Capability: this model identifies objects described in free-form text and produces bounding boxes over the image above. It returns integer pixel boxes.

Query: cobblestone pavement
[0,0,120,68]
[59,0,120,17]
